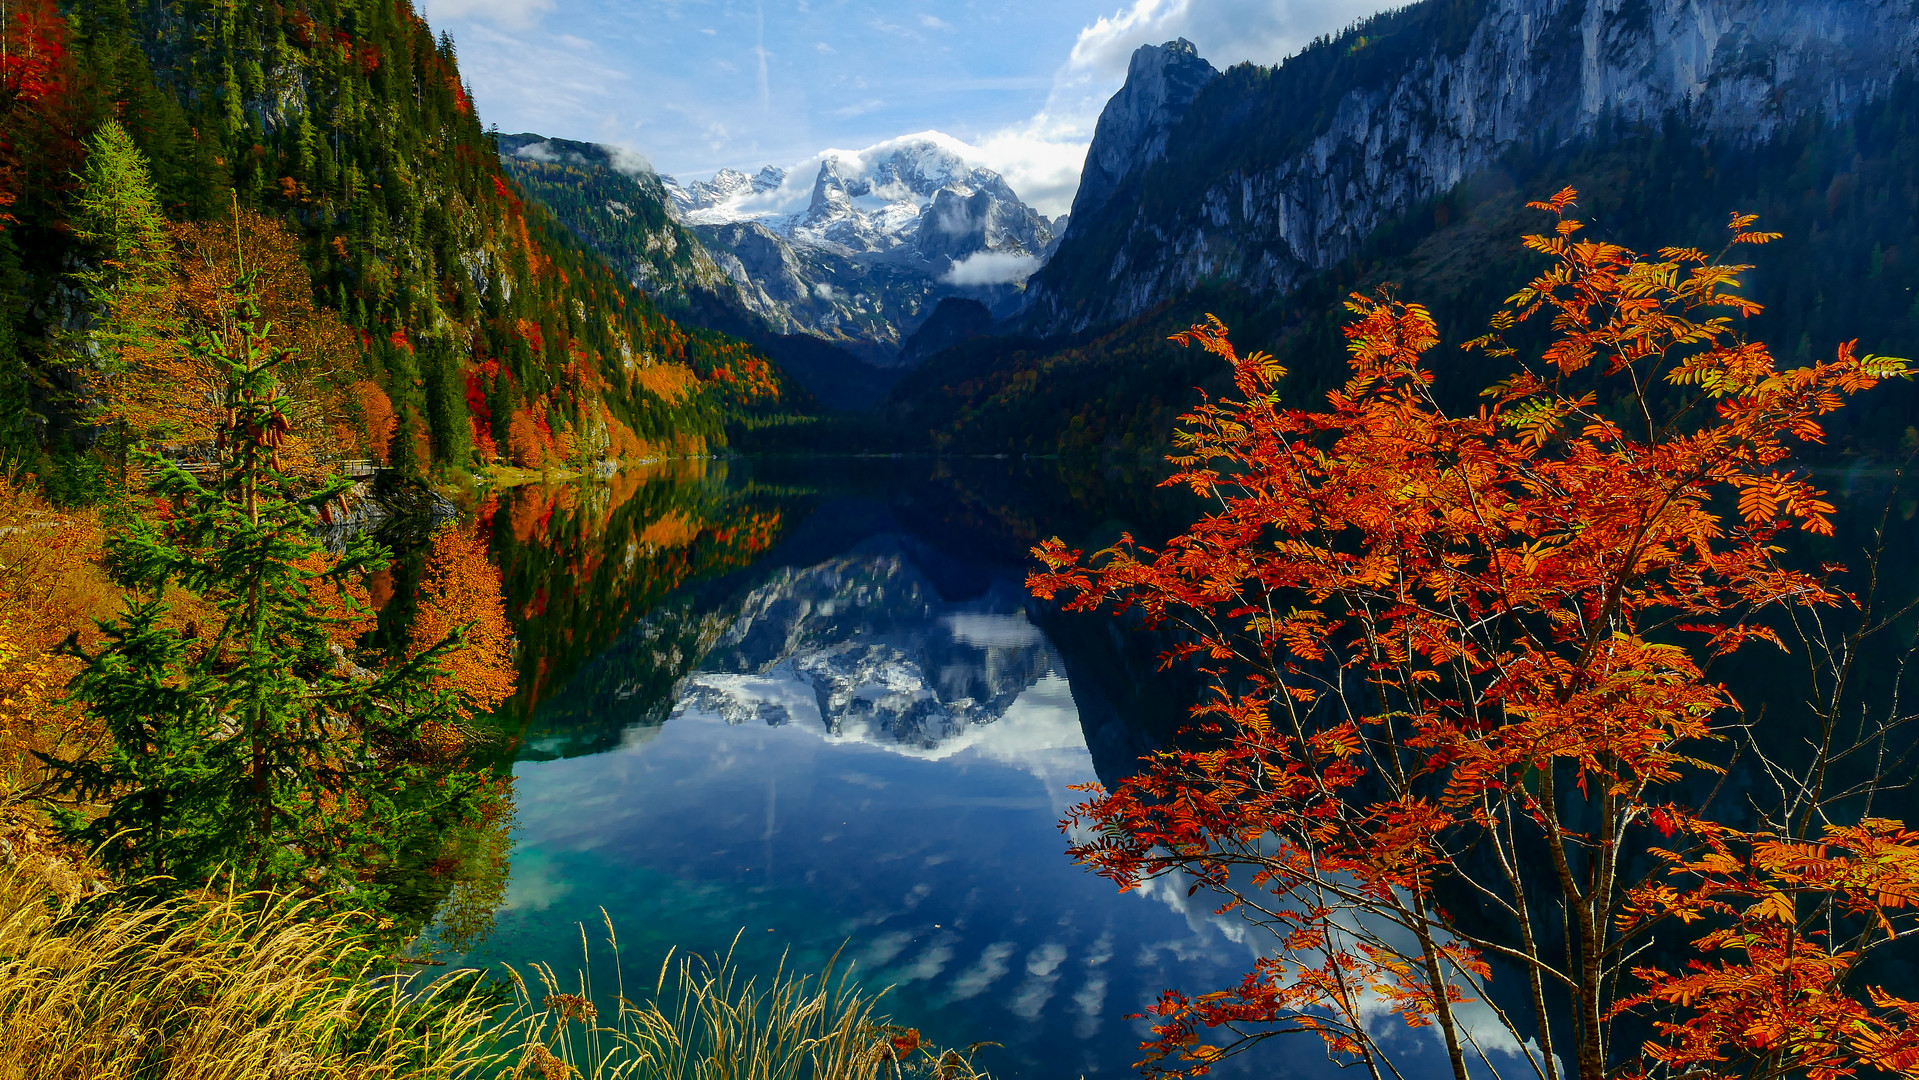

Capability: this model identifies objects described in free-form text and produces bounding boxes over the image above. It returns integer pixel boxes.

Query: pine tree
[66,120,183,443]
[45,254,492,918]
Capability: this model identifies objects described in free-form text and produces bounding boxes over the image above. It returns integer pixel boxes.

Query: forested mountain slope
[888,0,1919,455]
[495,134,911,411]
[0,0,790,478]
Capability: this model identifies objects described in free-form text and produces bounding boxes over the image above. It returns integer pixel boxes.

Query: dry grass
[0,868,992,1080]
[503,922,994,1080]
[0,868,506,1080]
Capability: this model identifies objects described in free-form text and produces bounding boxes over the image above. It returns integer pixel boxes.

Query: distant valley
[497,131,1060,408]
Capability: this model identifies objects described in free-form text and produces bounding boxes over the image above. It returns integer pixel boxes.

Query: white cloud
[966,128,1092,219]
[418,0,553,30]
[919,13,953,31]
[636,1,1396,220]
[957,0,1392,217]
[947,941,1018,1001]
[1067,0,1387,78]
[943,251,1041,287]
[605,144,656,178]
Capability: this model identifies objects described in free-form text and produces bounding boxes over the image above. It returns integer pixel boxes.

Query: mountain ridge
[1024,0,1919,337]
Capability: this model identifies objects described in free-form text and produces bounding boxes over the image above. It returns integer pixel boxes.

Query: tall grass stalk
[0,867,992,1080]
[501,917,992,1080]
[0,868,505,1079]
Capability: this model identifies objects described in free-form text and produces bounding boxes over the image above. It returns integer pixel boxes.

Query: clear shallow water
[447,458,1474,1079]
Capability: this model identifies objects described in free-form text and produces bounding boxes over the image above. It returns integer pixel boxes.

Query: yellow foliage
[409,523,516,720]
[633,361,697,404]
[638,509,702,551]
[0,480,105,782]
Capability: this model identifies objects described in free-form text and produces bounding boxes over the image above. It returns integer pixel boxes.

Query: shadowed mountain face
[880,0,1919,459]
[1024,0,1919,337]
[1064,38,1218,233]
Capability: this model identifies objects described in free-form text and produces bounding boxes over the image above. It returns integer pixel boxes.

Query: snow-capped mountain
[662,166,786,214]
[662,134,1059,358]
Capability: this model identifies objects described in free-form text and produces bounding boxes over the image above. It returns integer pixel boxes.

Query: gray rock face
[1027,0,1919,335]
[914,181,1054,267]
[1066,38,1218,231]
[669,139,1054,357]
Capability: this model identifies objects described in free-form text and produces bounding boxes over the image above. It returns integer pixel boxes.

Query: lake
[436,455,1919,1080]
[427,456,1477,1079]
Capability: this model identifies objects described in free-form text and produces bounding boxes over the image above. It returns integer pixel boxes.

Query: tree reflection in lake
[445,458,1462,1080]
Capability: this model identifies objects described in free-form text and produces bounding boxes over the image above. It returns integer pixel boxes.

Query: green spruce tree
[47,249,491,922]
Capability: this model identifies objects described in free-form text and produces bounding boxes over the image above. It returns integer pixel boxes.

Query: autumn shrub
[410,521,517,722]
[353,379,400,465]
[0,476,109,787]
[1033,192,1919,1079]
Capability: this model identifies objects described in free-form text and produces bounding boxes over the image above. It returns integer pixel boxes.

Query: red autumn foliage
[1031,191,1919,1080]
[0,0,77,227]
[505,405,554,469]
[0,0,64,103]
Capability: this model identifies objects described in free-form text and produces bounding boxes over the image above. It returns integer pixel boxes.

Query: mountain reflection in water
[458,460,1464,1080]
[681,545,1058,749]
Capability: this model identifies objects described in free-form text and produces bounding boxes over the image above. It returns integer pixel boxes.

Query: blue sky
[418,0,1391,216]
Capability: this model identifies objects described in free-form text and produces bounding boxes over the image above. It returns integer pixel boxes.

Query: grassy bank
[0,862,989,1079]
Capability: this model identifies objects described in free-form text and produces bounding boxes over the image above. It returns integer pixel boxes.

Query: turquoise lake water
[441,457,1478,1078]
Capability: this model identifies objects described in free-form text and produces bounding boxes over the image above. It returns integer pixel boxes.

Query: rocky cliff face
[1026,0,1919,335]
[1065,38,1218,231]
[497,133,767,322]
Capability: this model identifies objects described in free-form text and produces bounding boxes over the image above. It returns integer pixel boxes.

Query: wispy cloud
[754,2,771,113]
[830,98,888,119]
[430,0,1393,219]
[962,0,1391,215]
[419,0,553,30]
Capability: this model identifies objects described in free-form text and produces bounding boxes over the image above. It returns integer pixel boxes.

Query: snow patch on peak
[665,131,1050,261]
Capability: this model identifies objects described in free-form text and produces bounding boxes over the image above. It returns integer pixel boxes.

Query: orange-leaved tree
[408,521,516,724]
[1030,190,1919,1080]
